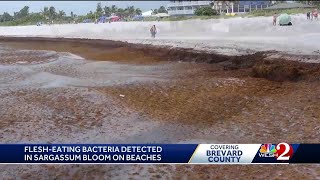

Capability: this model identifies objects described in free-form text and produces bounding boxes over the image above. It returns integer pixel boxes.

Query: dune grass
[141,15,232,22]
[245,8,315,17]
[139,8,315,22]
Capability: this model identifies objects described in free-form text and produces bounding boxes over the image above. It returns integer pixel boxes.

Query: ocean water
[0,45,188,144]
[0,47,171,89]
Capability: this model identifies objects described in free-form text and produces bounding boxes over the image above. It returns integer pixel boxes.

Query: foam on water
[0,48,171,89]
[0,46,220,159]
[0,46,190,145]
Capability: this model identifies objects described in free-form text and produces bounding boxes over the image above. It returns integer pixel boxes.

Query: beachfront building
[167,0,212,16]
[213,1,274,14]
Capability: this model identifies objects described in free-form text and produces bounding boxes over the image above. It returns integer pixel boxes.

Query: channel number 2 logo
[275,142,294,160]
[260,142,294,160]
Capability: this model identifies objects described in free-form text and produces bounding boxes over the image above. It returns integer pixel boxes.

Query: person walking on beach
[150,25,157,38]
[307,12,310,20]
[273,13,277,26]
[313,9,318,20]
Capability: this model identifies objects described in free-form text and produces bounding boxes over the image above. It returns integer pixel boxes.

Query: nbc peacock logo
[259,144,277,157]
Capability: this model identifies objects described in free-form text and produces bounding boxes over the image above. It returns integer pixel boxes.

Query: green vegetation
[96,3,142,18]
[294,0,320,6]
[246,8,316,17]
[1,2,319,26]
[245,1,320,17]
[0,3,172,26]
[0,3,144,26]
[194,7,219,16]
[0,13,44,26]
[151,6,168,15]
[0,5,72,26]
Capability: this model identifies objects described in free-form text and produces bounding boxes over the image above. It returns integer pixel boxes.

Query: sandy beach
[0,14,320,57]
[0,15,320,178]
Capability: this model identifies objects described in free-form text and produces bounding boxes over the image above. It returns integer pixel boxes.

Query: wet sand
[0,37,319,179]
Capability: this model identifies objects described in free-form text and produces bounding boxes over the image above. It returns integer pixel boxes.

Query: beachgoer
[307,12,310,20]
[313,9,318,20]
[150,25,157,38]
[273,13,277,26]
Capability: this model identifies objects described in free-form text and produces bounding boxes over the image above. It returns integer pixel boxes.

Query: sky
[0,1,169,15]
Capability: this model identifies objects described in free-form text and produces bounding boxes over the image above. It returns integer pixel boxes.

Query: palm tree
[41,7,49,20]
[86,11,95,19]
[104,6,111,16]
[111,5,117,14]
[127,6,135,17]
[58,10,66,19]
[124,7,131,17]
[96,2,103,16]
[49,6,56,19]
[19,6,29,18]
[158,6,168,13]
[1,12,13,22]
[151,9,158,15]
[117,8,125,17]
[135,8,142,15]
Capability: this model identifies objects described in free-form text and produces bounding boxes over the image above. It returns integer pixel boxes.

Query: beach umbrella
[278,13,291,25]
[110,15,120,21]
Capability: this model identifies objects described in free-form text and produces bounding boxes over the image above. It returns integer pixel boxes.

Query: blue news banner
[0,144,319,164]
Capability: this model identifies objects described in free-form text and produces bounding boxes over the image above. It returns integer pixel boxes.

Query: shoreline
[1,36,320,82]
[0,15,320,57]
[1,35,320,63]
[0,36,267,63]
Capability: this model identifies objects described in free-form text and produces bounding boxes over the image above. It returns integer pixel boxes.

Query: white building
[141,10,153,17]
[167,0,212,16]
[213,1,274,14]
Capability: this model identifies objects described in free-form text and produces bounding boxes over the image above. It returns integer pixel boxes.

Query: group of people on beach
[152,9,319,37]
[307,9,319,20]
[273,9,319,26]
